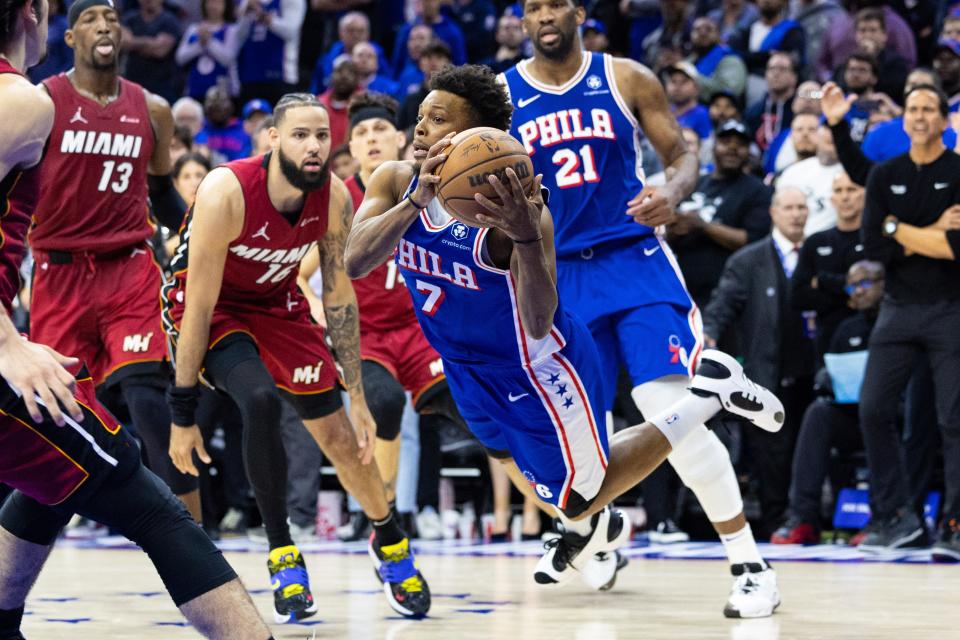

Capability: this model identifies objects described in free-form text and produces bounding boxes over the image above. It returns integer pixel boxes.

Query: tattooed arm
[318,176,377,464]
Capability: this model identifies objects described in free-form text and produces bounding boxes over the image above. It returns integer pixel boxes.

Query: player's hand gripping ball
[435,127,535,227]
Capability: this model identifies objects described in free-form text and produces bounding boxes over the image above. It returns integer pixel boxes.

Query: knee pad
[667,427,743,523]
[630,375,691,419]
[362,361,406,441]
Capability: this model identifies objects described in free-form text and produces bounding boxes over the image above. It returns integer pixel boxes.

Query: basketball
[435,127,535,227]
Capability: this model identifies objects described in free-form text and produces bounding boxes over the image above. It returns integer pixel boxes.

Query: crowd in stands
[20,0,960,558]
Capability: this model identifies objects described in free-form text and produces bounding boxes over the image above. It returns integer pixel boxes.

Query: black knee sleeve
[418,388,467,431]
[220,358,291,550]
[78,465,236,606]
[362,360,406,441]
[120,376,199,495]
[0,491,71,546]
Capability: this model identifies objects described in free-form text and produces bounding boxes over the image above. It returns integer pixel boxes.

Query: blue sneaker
[267,545,318,623]
[368,535,431,618]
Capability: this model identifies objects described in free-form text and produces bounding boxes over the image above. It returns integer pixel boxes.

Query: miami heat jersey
[398,183,573,367]
[0,60,41,312]
[501,52,649,256]
[345,174,417,333]
[30,74,155,253]
[165,154,330,311]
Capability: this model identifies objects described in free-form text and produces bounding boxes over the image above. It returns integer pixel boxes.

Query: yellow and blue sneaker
[368,534,431,618]
[267,545,318,623]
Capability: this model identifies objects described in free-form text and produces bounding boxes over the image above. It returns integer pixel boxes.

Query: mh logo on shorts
[292,361,324,385]
[429,358,444,377]
[122,333,153,353]
[668,334,689,368]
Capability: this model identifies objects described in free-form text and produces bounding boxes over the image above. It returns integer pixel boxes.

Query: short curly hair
[429,64,513,132]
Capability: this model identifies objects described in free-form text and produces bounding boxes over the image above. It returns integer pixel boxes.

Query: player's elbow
[343,247,371,279]
[523,305,557,341]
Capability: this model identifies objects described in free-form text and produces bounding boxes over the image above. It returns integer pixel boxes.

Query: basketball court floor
[19,536,960,639]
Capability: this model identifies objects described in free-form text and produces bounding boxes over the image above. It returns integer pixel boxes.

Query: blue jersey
[502,52,650,257]
[398,193,575,368]
[239,0,284,84]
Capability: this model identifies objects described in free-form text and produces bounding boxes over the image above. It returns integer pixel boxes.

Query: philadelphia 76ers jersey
[501,52,650,257]
[398,187,575,368]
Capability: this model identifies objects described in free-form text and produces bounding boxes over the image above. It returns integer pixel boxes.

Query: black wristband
[166,384,201,426]
[407,193,427,210]
[513,235,543,245]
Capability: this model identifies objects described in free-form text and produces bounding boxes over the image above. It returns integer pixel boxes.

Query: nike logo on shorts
[643,246,660,257]
[508,392,529,402]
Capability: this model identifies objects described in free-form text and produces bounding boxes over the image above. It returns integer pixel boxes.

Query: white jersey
[776,157,844,236]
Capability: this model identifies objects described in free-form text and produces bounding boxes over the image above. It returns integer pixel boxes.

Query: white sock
[555,507,596,537]
[720,524,764,566]
[646,394,721,449]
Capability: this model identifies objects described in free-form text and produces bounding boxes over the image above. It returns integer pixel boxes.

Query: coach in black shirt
[791,171,866,358]
[858,84,960,559]
[669,120,772,309]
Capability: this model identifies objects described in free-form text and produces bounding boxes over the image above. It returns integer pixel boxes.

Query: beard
[532,28,576,61]
[278,147,330,193]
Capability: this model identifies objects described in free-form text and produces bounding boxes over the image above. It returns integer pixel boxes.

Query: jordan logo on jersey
[397,238,479,291]
[515,108,616,154]
[252,222,271,241]
[69,106,88,124]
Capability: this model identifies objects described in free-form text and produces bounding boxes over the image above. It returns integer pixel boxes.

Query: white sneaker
[533,507,632,587]
[416,507,444,540]
[690,350,785,433]
[579,551,629,591]
[289,521,317,544]
[724,562,780,618]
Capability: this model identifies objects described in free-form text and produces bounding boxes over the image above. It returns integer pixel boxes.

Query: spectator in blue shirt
[392,0,467,74]
[450,0,497,62]
[28,0,71,83]
[311,11,390,95]
[352,41,400,100]
[195,86,251,163]
[176,0,241,101]
[664,62,713,140]
[395,24,433,99]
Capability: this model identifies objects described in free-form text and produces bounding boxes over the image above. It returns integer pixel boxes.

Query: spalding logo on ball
[435,127,535,228]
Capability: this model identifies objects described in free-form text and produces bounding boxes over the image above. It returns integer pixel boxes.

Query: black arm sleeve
[148,173,188,230]
[829,119,873,186]
[861,164,904,265]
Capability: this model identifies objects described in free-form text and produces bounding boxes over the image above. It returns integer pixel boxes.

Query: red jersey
[344,174,418,333]
[0,60,42,312]
[166,154,330,311]
[30,74,155,253]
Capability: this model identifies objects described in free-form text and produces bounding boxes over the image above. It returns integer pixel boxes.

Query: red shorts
[165,295,340,399]
[30,246,167,387]
[0,368,138,506]
[361,321,445,406]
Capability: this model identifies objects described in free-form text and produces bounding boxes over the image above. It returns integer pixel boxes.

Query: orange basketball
[435,127,535,227]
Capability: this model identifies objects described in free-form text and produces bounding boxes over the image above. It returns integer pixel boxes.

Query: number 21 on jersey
[553,144,598,188]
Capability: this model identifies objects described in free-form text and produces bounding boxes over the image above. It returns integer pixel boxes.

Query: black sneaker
[648,519,690,544]
[858,511,927,553]
[932,518,960,563]
[336,512,370,542]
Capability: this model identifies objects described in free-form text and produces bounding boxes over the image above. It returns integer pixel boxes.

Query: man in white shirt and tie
[702,186,817,537]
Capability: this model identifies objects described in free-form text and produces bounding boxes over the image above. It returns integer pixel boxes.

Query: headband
[69,0,116,28]
[349,106,396,128]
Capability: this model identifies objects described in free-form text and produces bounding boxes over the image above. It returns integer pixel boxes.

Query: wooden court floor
[19,544,960,639]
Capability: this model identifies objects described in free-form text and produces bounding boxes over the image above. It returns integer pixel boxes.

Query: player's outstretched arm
[345,133,455,278]
[320,178,378,464]
[169,168,243,476]
[145,91,188,230]
[614,59,699,227]
[0,77,53,179]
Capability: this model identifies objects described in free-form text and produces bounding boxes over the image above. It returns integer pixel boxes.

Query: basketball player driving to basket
[344,64,785,594]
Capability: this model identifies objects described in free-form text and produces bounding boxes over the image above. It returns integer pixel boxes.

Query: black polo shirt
[862,149,960,303]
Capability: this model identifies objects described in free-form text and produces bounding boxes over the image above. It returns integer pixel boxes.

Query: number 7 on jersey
[415,280,445,316]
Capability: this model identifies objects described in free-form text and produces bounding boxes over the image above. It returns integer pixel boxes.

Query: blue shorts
[443,324,609,512]
[557,236,703,409]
